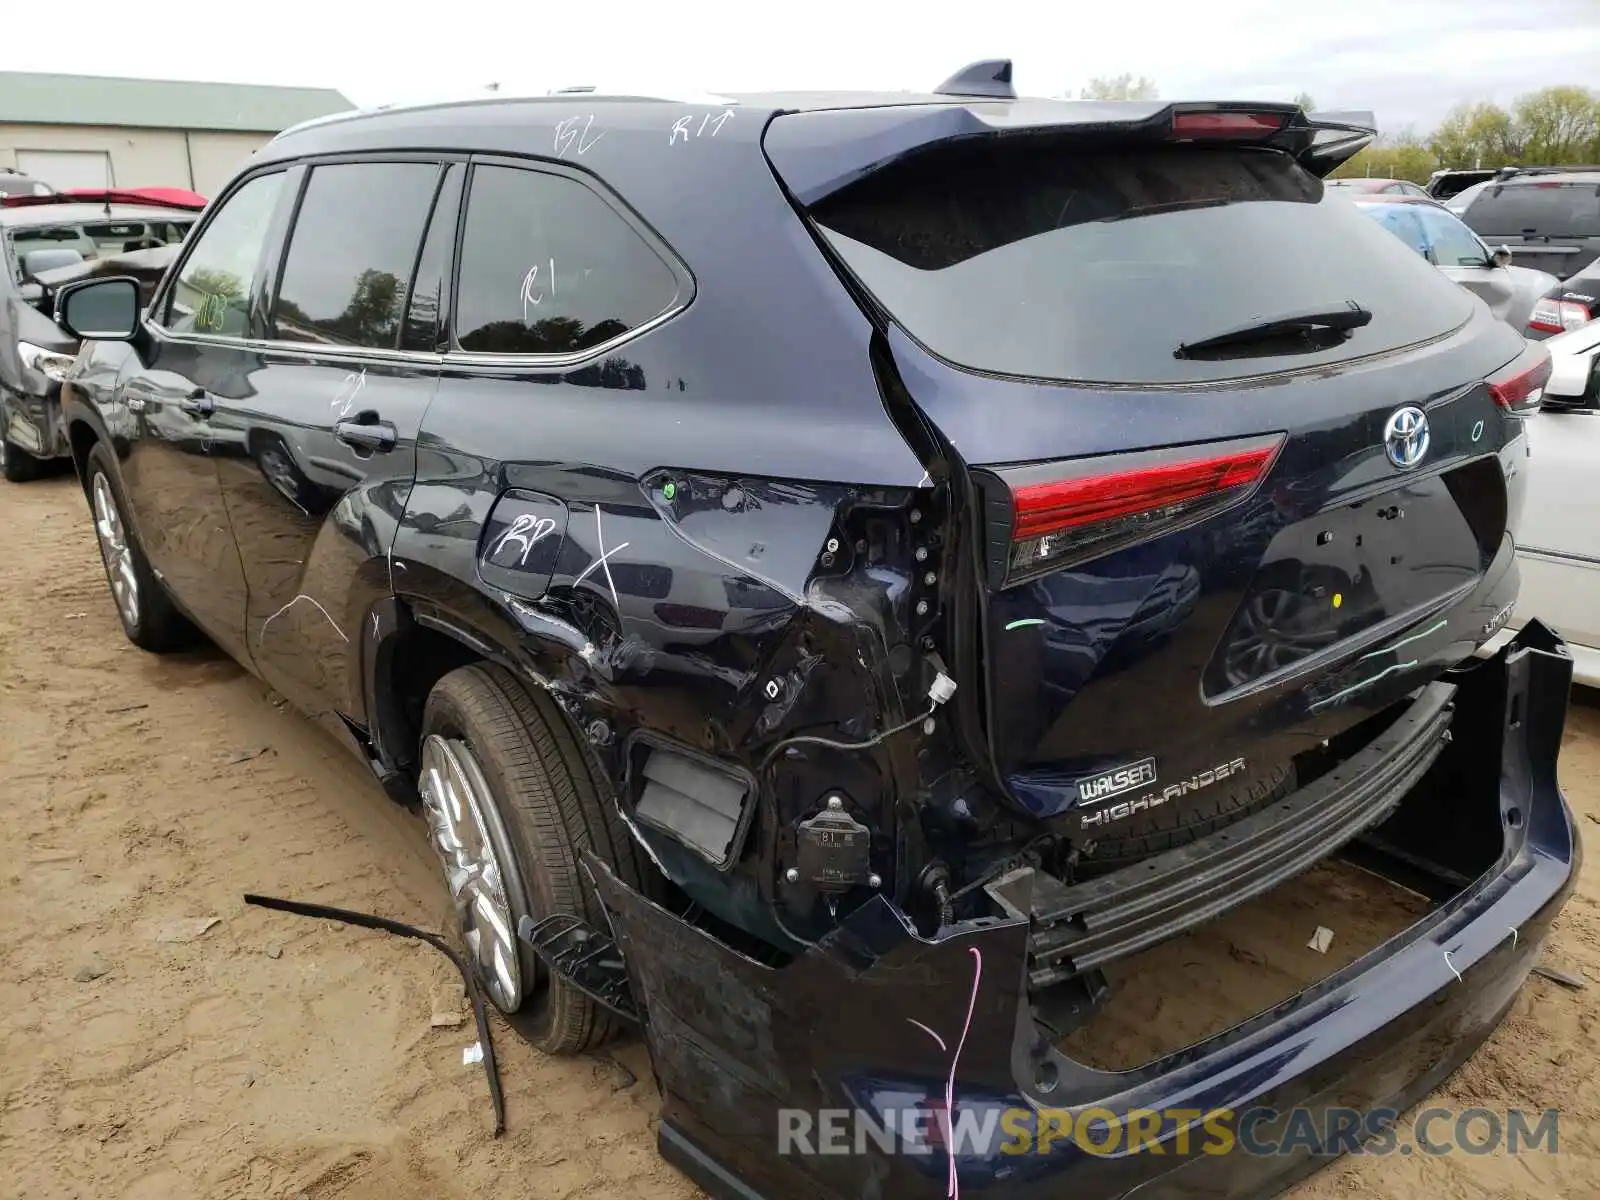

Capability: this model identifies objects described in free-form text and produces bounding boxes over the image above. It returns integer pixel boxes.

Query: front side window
[164,172,285,337]
[271,161,441,349]
[1364,204,1430,258]
[454,164,685,356]
[1417,207,1489,267]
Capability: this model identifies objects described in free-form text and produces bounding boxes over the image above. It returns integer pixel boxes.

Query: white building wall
[0,124,272,197]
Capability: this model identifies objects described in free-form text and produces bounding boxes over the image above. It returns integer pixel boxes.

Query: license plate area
[1203,475,1485,696]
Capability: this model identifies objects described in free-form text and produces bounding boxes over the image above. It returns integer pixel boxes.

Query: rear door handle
[179,389,214,417]
[335,417,397,452]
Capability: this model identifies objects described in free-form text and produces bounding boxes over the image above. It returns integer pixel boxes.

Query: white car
[1490,319,1600,685]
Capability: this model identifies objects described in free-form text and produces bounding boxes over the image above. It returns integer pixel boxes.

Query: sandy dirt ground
[3,472,1599,1199]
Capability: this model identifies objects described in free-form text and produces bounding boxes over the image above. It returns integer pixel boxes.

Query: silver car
[1352,194,1558,330]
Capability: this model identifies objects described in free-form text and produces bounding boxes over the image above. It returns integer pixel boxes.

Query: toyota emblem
[1383,406,1430,470]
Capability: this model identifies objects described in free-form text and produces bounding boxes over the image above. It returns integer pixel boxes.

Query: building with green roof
[0,71,352,198]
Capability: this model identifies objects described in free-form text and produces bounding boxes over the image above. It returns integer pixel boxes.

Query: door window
[400,165,462,353]
[163,171,285,338]
[1364,204,1430,259]
[1416,206,1490,267]
[453,164,685,356]
[271,161,442,349]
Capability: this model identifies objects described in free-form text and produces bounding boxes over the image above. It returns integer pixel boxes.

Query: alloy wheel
[91,472,140,630]
[419,734,524,1011]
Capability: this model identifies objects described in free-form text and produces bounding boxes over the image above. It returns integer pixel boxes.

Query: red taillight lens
[1170,111,1287,139]
[1528,298,1594,335]
[1487,342,1553,413]
[991,435,1285,584]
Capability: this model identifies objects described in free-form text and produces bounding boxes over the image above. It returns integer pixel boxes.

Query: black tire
[1,438,44,482]
[1081,761,1297,872]
[84,441,196,652]
[421,662,647,1055]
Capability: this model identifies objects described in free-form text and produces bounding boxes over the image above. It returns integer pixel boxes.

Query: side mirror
[54,277,141,341]
[1493,245,1514,268]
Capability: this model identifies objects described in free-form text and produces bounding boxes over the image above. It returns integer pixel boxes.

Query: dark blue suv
[52,66,1579,1199]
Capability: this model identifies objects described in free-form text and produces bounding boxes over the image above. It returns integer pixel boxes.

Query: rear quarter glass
[808,143,1475,386]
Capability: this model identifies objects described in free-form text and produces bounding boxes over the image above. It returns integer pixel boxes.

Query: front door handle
[335,417,397,452]
[178,389,214,417]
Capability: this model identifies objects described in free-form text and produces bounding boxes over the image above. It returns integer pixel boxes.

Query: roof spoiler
[766,101,1381,204]
[1299,110,1378,177]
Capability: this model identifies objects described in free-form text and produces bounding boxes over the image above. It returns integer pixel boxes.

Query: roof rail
[933,59,1017,100]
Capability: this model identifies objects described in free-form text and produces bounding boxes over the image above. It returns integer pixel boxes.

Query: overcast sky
[9,0,1599,135]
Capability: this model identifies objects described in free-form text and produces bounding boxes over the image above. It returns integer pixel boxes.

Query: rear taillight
[987,435,1285,585]
[1170,111,1287,139]
[1487,342,1553,413]
[1528,298,1594,335]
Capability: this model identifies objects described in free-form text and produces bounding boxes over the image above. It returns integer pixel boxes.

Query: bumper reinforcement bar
[988,680,1457,990]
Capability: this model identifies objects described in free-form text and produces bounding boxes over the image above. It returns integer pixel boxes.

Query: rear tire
[1,439,44,482]
[84,441,195,652]
[419,662,646,1055]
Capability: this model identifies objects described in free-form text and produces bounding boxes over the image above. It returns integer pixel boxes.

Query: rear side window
[453,164,684,356]
[271,161,441,348]
[807,143,1474,385]
[165,171,284,338]
[1463,182,1600,237]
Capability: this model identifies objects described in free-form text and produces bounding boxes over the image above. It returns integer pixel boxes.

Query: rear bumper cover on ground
[589,622,1581,1200]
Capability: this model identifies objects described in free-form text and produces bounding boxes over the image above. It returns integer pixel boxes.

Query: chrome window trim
[140,297,685,370]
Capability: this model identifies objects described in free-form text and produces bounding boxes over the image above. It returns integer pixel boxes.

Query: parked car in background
[49,80,1577,1200]
[1484,316,1600,685]
[1444,179,1495,215]
[0,168,53,198]
[1460,169,1600,281]
[1352,194,1558,330]
[1326,176,1431,197]
[1427,167,1500,200]
[1526,256,1600,338]
[1,190,200,481]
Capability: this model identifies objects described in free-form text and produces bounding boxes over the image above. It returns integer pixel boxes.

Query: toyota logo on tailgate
[1383,405,1430,469]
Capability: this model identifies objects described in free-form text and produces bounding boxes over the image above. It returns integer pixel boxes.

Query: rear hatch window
[1463,181,1600,238]
[808,142,1473,386]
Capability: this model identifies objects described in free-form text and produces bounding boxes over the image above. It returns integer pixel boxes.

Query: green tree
[1513,85,1600,163]
[1292,91,1316,113]
[1079,74,1159,101]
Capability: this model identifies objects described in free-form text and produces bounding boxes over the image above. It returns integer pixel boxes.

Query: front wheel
[1,439,45,483]
[418,662,645,1054]
[84,441,195,652]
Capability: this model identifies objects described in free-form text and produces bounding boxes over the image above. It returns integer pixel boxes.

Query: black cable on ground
[243,892,506,1136]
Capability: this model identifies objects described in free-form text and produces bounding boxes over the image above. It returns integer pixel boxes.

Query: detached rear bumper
[589,622,1581,1200]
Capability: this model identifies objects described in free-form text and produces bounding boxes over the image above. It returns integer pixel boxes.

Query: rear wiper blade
[1176,301,1372,358]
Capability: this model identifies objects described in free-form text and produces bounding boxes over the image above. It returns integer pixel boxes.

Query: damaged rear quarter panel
[383,114,930,838]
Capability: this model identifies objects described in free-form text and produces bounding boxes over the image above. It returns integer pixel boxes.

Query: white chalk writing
[554,114,605,158]
[490,513,558,566]
[520,258,557,324]
[331,368,367,419]
[670,109,735,145]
